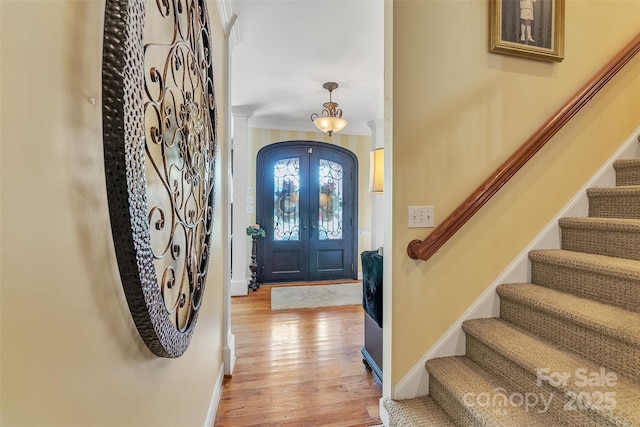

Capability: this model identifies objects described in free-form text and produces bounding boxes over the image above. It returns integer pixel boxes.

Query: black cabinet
[361,250,383,382]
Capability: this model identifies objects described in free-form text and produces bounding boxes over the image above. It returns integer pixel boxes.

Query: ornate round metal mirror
[102,0,217,357]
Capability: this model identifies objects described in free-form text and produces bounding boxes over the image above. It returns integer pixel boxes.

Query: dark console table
[361,250,383,382]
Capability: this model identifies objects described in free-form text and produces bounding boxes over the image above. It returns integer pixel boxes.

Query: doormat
[271,283,362,310]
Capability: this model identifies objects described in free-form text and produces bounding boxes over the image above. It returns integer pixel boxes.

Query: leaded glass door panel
[256,141,358,283]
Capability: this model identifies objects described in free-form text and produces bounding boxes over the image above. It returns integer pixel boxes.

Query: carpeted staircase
[383,154,640,426]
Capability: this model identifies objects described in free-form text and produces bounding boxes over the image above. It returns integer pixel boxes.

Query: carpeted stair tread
[382,396,455,427]
[498,283,640,382]
[614,157,640,168]
[560,216,640,232]
[463,318,640,426]
[531,249,640,313]
[614,157,640,186]
[426,356,556,426]
[587,185,640,219]
[529,249,640,281]
[559,217,640,260]
[497,283,640,345]
[587,185,640,196]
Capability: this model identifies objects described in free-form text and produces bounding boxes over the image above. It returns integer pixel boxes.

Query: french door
[256,141,358,283]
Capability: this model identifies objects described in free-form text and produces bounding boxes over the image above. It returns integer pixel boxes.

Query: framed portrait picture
[490,0,565,62]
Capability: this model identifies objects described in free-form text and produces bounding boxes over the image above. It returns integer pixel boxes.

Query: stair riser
[588,195,640,219]
[465,335,602,427]
[615,168,640,186]
[560,227,640,260]
[383,396,456,427]
[530,261,640,313]
[428,376,493,427]
[500,299,640,382]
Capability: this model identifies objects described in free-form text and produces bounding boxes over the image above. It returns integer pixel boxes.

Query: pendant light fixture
[310,82,348,136]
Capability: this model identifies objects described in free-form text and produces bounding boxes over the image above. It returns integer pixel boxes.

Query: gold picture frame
[490,0,565,62]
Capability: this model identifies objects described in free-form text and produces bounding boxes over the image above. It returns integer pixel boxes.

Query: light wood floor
[214,283,383,427]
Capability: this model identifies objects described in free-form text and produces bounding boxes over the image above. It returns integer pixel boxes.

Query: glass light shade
[313,116,348,135]
[369,148,384,193]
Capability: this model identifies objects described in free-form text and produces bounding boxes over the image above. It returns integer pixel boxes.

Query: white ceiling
[228,0,384,135]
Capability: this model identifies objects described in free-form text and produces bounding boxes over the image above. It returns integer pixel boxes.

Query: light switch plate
[408,206,434,228]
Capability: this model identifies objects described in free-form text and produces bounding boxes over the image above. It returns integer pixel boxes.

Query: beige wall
[389,0,640,393]
[246,128,373,274]
[0,1,227,425]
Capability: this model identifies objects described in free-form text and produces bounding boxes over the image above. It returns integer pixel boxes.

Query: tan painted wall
[0,1,227,425]
[246,128,374,274]
[390,0,640,391]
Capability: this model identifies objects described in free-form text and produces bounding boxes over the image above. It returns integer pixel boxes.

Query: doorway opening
[256,140,358,283]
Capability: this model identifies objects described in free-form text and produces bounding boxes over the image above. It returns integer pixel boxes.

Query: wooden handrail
[408,32,640,261]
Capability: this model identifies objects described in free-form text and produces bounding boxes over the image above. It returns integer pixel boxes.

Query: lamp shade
[313,116,348,136]
[369,148,384,193]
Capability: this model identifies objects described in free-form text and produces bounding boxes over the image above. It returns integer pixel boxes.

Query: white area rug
[271,283,362,310]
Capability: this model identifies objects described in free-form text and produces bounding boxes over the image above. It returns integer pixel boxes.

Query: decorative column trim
[230,106,253,296]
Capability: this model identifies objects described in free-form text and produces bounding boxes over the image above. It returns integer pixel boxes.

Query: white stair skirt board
[271,283,361,310]
[392,126,640,400]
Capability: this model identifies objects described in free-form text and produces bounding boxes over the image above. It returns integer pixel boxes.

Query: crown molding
[231,106,253,119]
[216,0,240,48]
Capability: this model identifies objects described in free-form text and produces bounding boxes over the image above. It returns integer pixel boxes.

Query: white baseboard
[203,361,225,427]
[230,279,248,296]
[223,332,236,376]
[379,397,390,426]
[392,126,640,400]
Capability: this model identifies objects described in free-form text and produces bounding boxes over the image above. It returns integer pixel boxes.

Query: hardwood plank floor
[214,283,382,427]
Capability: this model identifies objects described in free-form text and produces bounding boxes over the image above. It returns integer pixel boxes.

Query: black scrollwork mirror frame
[102,0,217,357]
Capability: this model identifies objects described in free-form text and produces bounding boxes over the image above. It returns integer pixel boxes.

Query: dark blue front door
[256,141,358,283]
